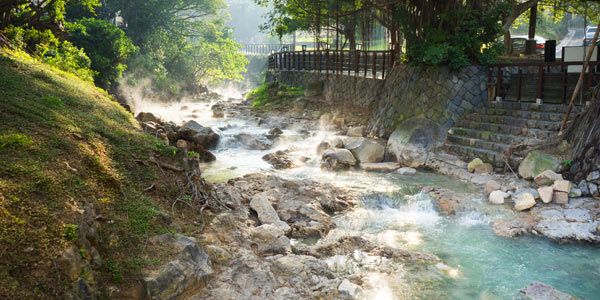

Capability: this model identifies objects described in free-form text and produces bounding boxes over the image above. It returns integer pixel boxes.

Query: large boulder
[467,158,484,173]
[136,112,162,124]
[534,170,563,186]
[262,150,296,169]
[179,120,220,149]
[236,133,273,150]
[519,282,578,300]
[359,162,400,172]
[321,148,357,170]
[518,151,561,180]
[144,234,213,300]
[347,126,364,137]
[515,192,536,211]
[344,138,385,163]
[387,118,447,168]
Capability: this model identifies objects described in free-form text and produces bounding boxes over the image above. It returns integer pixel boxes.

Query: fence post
[536,65,544,103]
[326,49,330,79]
[496,67,502,100]
[517,67,522,101]
[354,50,359,77]
[382,51,386,79]
[372,51,376,78]
[339,50,343,74]
[364,51,367,77]
[562,63,567,103]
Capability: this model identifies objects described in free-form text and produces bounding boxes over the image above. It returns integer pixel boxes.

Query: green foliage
[0,134,34,149]
[247,82,304,108]
[562,159,573,167]
[63,224,79,242]
[400,3,509,69]
[4,25,96,82]
[66,18,137,88]
[41,96,64,108]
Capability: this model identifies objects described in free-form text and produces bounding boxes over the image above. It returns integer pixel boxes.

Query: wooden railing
[240,44,293,55]
[268,50,398,80]
[489,61,600,104]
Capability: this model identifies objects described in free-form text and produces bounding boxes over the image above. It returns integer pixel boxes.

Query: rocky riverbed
[128,92,600,300]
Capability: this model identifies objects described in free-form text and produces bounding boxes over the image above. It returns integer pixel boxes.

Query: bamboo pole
[559,23,600,134]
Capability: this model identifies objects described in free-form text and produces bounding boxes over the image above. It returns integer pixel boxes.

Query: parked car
[584,26,597,46]
[510,35,546,56]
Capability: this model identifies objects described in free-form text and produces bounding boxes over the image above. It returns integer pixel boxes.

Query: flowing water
[134,96,600,300]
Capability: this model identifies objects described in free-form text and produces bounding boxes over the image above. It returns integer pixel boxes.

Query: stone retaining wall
[267,64,489,138]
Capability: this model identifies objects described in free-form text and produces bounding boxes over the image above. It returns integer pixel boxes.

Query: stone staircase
[445,101,580,170]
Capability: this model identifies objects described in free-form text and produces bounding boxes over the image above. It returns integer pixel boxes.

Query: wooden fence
[268,50,398,80]
[489,61,600,104]
[240,44,293,55]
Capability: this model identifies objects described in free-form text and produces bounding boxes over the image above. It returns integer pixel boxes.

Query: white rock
[359,162,400,172]
[331,137,344,148]
[589,182,599,196]
[250,192,281,225]
[552,191,569,205]
[347,126,364,137]
[533,170,563,186]
[552,180,572,193]
[538,186,553,204]
[515,193,536,211]
[484,180,502,196]
[344,138,385,163]
[587,170,600,182]
[489,190,507,205]
[338,279,363,299]
[397,167,417,175]
[321,148,357,170]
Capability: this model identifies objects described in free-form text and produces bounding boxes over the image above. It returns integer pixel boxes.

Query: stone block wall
[267,64,488,138]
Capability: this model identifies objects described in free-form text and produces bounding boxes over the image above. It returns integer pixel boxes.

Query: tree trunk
[525,3,538,55]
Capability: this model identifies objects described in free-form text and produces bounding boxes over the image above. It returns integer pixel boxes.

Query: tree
[1,0,100,33]
[66,18,137,88]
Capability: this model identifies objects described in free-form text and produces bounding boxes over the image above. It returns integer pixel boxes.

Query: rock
[338,279,363,299]
[262,151,295,169]
[237,133,273,150]
[397,167,417,175]
[211,104,224,118]
[589,182,599,196]
[569,187,582,198]
[563,208,590,222]
[473,163,493,174]
[553,180,572,193]
[484,180,502,196]
[266,127,283,139]
[514,188,540,200]
[316,141,331,155]
[359,162,400,172]
[429,187,459,215]
[304,79,323,97]
[56,245,85,282]
[271,255,307,276]
[467,158,484,173]
[578,180,590,196]
[387,117,447,168]
[204,245,232,263]
[538,186,554,204]
[519,281,577,300]
[250,224,291,255]
[136,112,162,124]
[347,126,364,137]
[489,190,507,205]
[331,137,344,148]
[587,170,600,182]
[518,151,561,180]
[534,170,563,186]
[344,138,385,163]
[186,142,217,162]
[250,192,282,225]
[493,215,535,238]
[552,191,569,205]
[144,235,212,300]
[515,192,536,211]
[321,148,357,170]
[179,120,220,149]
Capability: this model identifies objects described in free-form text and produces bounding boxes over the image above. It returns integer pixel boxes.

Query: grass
[0,49,185,299]
[246,82,304,110]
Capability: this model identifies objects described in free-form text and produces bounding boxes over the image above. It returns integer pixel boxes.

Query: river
[132,94,600,300]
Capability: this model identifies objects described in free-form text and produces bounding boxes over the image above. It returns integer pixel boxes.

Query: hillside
[0,50,194,299]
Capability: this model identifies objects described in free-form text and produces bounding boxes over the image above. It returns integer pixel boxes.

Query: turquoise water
[331,173,600,300]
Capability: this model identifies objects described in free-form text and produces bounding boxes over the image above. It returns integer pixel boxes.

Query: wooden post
[562,63,567,103]
[536,65,544,103]
[355,50,359,77]
[517,67,522,101]
[326,49,329,78]
[496,67,502,100]
[382,51,386,79]
[302,50,306,71]
[560,23,600,133]
[364,51,367,77]
[372,51,376,78]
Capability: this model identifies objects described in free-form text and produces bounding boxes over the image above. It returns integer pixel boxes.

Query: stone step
[457,120,557,138]
[445,144,522,169]
[486,101,582,113]
[447,135,510,153]
[481,108,575,122]
[449,127,519,144]
[463,114,561,131]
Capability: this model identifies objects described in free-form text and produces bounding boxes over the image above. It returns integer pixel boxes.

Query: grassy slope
[0,50,183,299]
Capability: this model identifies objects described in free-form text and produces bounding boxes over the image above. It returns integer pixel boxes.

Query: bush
[66,18,137,89]
[4,25,96,82]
